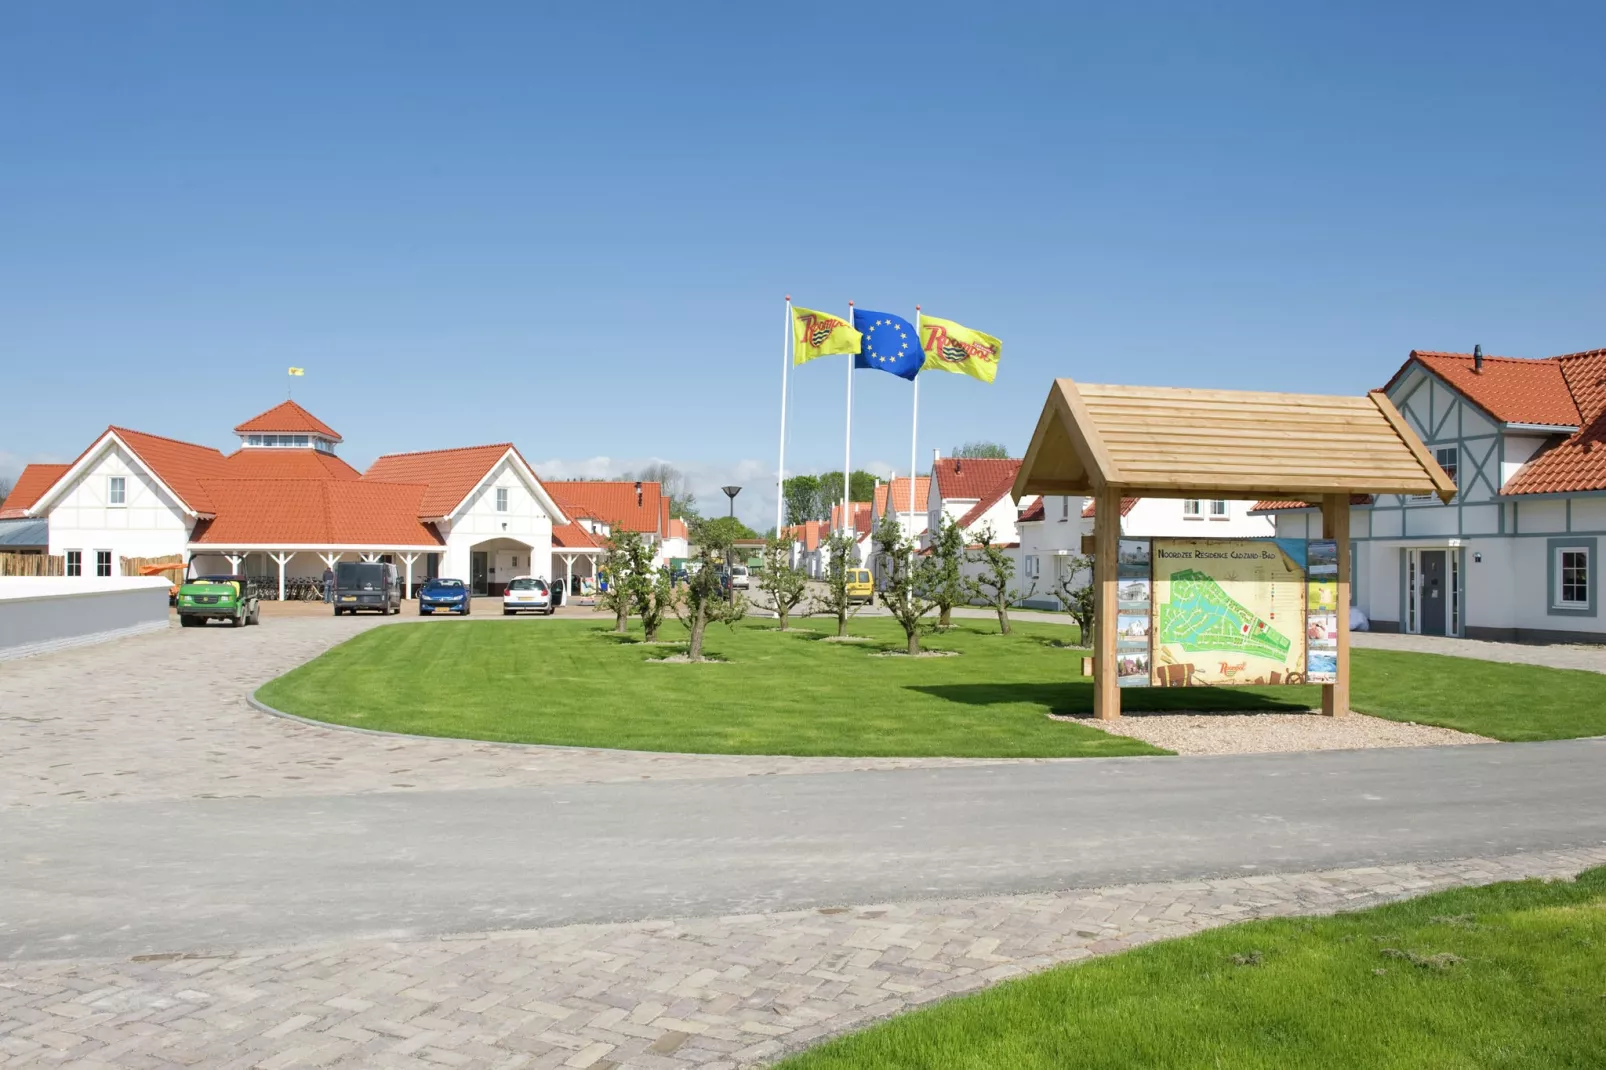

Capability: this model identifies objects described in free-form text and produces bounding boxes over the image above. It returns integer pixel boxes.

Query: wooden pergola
[1012,380,1456,721]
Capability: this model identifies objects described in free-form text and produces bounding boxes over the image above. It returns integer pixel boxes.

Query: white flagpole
[776,295,791,538]
[909,305,921,536]
[842,300,855,534]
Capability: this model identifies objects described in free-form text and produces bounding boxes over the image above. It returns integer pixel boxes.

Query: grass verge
[777,866,1606,1069]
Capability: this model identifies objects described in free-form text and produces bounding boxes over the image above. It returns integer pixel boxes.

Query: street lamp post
[721,486,741,603]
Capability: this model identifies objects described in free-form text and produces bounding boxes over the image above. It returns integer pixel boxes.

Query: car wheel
[249,606,260,625]
[503,608,513,616]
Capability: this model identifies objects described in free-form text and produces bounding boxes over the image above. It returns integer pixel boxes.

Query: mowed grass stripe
[255,618,1606,756]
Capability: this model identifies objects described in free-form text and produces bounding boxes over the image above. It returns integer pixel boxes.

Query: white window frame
[95,550,113,577]
[108,476,126,506]
[496,487,509,512]
[66,550,83,577]
[1059,497,1069,522]
[1209,499,1228,519]
[1554,546,1590,609]
[1183,499,1202,518]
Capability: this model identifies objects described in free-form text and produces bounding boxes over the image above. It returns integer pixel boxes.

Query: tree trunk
[836,607,847,637]
[939,604,952,627]
[614,605,629,633]
[644,611,660,643]
[907,629,920,656]
[996,597,1012,635]
[687,601,708,660]
[777,604,790,631]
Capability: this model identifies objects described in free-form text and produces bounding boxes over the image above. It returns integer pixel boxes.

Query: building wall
[0,577,171,661]
[439,455,557,583]
[44,443,193,571]
[1121,498,1274,538]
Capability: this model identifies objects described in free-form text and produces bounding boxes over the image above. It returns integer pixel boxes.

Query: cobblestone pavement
[1351,630,1606,673]
[0,617,1018,812]
[1,844,1601,1069]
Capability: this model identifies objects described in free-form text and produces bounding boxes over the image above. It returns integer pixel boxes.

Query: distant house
[545,479,677,591]
[1255,347,1606,642]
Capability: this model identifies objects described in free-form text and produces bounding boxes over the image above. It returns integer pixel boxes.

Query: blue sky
[3,2,1602,526]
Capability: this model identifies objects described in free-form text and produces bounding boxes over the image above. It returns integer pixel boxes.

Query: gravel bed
[1049,711,1492,755]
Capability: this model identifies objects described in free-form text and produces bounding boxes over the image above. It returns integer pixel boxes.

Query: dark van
[334,561,402,616]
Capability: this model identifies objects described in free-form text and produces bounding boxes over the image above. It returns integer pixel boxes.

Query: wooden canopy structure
[1013,380,1456,721]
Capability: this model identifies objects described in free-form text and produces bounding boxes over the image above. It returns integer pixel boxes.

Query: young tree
[757,536,810,631]
[672,545,746,660]
[598,529,644,633]
[620,534,674,642]
[873,515,939,655]
[951,440,1010,459]
[0,476,12,508]
[926,516,975,627]
[970,524,1035,635]
[1052,554,1096,645]
[816,531,862,638]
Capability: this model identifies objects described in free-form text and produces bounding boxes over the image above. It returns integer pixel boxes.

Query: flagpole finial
[848,300,854,307]
[785,294,791,301]
[916,304,921,311]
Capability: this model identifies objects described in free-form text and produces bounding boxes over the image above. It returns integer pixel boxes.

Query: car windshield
[336,562,385,590]
[731,566,748,576]
[509,578,547,591]
[427,579,463,588]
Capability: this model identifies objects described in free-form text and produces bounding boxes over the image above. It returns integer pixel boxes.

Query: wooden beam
[1321,493,1351,718]
[1054,379,1123,488]
[1093,486,1121,720]
[1370,391,1458,503]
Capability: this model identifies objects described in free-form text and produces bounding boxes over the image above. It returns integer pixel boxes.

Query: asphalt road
[4,737,1604,961]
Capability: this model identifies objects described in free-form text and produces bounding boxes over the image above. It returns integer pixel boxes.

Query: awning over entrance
[1013,379,1456,722]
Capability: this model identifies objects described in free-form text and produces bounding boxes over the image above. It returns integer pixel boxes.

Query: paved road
[5,737,1603,961]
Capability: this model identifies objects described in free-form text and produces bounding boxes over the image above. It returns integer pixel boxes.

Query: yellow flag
[792,307,862,366]
[287,367,305,376]
[919,316,1002,383]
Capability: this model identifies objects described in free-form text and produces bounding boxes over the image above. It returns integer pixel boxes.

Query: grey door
[1420,550,1447,635]
[471,552,490,596]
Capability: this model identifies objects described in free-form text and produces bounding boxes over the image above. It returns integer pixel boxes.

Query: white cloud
[0,449,66,483]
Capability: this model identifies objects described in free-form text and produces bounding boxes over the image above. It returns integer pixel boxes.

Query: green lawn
[254,617,1606,755]
[778,867,1606,1069]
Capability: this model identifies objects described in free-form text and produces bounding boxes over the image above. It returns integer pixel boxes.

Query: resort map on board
[1151,539,1309,686]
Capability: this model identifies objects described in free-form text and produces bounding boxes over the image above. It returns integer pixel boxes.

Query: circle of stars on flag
[866,318,913,364]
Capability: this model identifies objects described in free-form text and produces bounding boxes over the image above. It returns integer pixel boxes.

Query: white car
[502,576,554,616]
[729,565,750,589]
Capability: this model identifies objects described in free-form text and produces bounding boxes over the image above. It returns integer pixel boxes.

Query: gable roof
[1386,351,1582,427]
[955,467,1023,529]
[1503,348,1606,495]
[363,444,556,520]
[1082,496,1138,518]
[830,500,873,535]
[552,522,602,549]
[234,401,344,442]
[544,481,666,535]
[30,427,236,517]
[784,519,826,553]
[1017,496,1045,523]
[666,517,689,541]
[1,463,70,518]
[1014,380,1456,504]
[872,476,931,516]
[188,479,442,546]
[932,457,1021,501]
[224,448,361,480]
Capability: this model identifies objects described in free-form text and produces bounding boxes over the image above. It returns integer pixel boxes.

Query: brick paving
[0,845,1602,1068]
[0,616,1018,812]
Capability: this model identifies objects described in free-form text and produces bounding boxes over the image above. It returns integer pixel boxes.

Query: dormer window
[242,432,335,452]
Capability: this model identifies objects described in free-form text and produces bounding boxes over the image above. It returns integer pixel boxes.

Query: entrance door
[1420,550,1447,635]
[471,551,490,596]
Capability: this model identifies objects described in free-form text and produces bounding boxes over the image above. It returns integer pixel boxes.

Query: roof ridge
[369,443,515,461]
[1412,351,1553,364]
[109,425,225,454]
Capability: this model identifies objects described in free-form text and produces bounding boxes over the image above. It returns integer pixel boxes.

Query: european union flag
[852,309,923,381]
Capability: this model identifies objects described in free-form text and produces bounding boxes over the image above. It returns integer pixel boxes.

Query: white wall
[439,455,557,583]
[1121,499,1274,538]
[44,443,193,571]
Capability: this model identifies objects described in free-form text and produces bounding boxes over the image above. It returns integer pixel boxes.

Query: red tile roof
[830,501,873,535]
[234,401,343,442]
[545,481,666,535]
[1504,349,1606,495]
[666,517,689,541]
[364,444,525,518]
[1017,496,1044,523]
[1,463,70,518]
[109,427,231,514]
[932,458,1021,502]
[872,476,931,516]
[1387,351,1582,427]
[224,449,360,480]
[956,482,1020,529]
[784,519,826,553]
[189,479,442,546]
[1251,495,1374,513]
[552,522,602,549]
[1082,497,1139,518]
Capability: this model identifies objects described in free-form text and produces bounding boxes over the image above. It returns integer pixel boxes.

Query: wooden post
[1321,494,1351,717]
[1093,486,1121,720]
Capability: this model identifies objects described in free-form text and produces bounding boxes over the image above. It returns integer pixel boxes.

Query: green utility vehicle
[177,573,260,628]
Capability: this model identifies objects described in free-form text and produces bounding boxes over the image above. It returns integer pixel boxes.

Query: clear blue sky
[3,2,1602,526]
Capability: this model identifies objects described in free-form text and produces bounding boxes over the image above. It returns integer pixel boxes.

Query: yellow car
[845,568,875,605]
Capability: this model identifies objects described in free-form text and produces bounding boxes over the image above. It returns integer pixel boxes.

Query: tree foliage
[619,535,673,642]
[873,515,939,655]
[925,516,975,627]
[624,461,700,520]
[816,531,862,638]
[784,470,878,523]
[692,514,758,546]
[757,536,810,631]
[951,441,1010,459]
[969,525,1035,635]
[1052,554,1096,644]
[597,530,644,633]
[672,545,746,660]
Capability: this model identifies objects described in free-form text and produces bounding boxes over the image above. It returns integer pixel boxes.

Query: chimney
[634,480,643,506]
[1473,344,1483,374]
